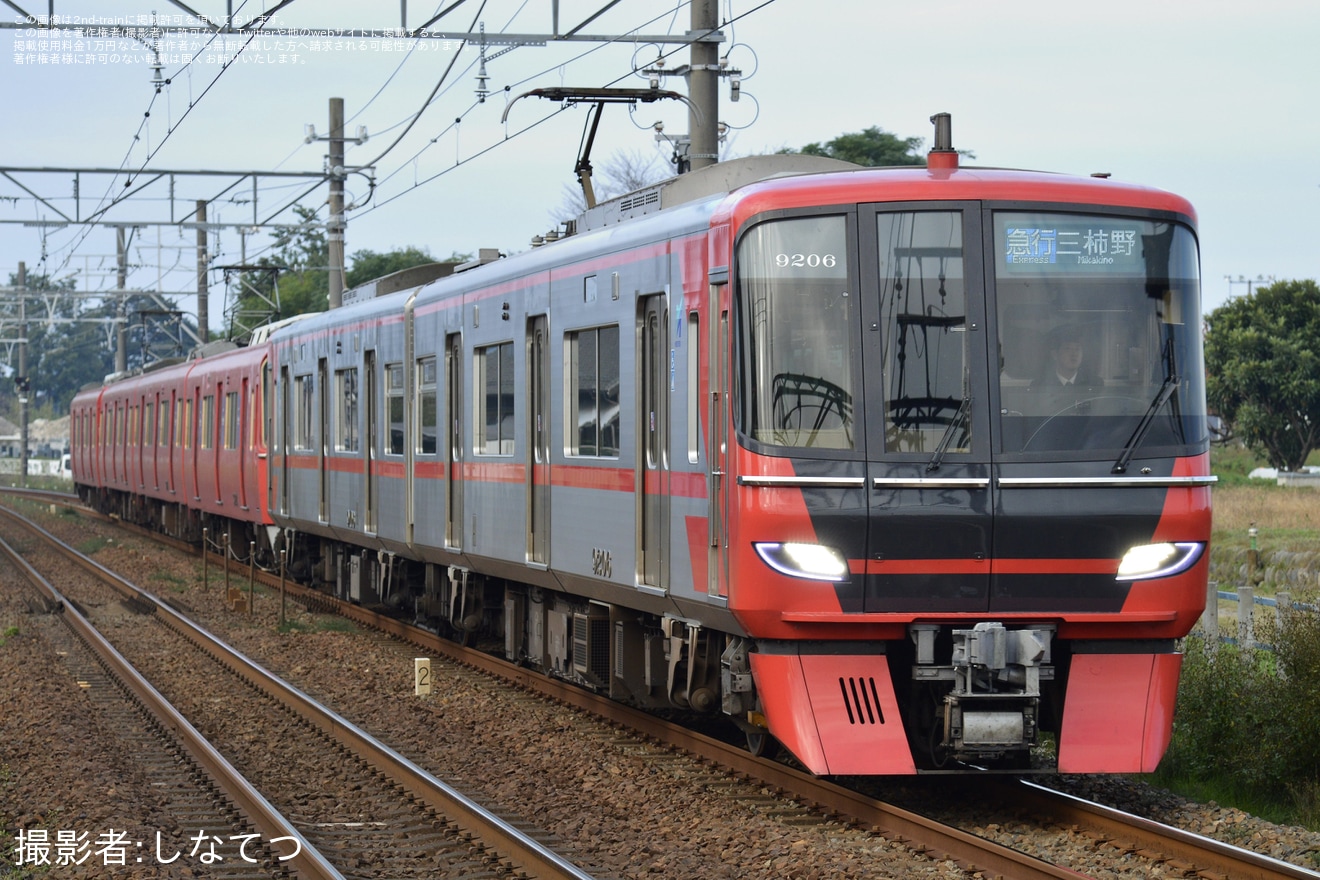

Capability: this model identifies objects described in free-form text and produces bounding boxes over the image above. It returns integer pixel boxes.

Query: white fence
[0,457,70,478]
[1199,583,1318,649]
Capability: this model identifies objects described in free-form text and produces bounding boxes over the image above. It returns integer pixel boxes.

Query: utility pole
[687,0,720,172]
[1224,274,1274,299]
[17,261,28,488]
[327,97,346,309]
[115,229,128,374]
[196,200,209,343]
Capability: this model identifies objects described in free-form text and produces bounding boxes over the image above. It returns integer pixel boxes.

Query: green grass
[74,537,109,555]
[149,571,191,593]
[1138,444,1320,829]
[277,617,358,635]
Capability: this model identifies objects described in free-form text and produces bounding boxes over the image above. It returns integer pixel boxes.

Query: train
[71,117,1214,775]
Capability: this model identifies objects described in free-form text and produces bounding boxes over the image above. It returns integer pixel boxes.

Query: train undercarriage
[300,534,1064,771]
[83,485,1064,771]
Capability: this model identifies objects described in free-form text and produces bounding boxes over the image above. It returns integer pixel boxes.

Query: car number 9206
[774,252,838,269]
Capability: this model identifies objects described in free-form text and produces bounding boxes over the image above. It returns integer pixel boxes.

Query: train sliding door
[858,205,993,613]
[638,294,669,591]
[318,358,329,524]
[445,333,463,550]
[527,316,550,565]
[278,366,290,516]
[364,350,377,534]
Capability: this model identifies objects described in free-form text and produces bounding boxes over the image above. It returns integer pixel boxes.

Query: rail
[0,502,598,880]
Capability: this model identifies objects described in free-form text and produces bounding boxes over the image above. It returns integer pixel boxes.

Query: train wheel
[745,730,778,759]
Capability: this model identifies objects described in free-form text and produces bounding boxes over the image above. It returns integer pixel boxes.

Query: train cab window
[336,368,360,452]
[417,357,438,455]
[736,214,855,451]
[475,342,515,456]
[875,211,970,455]
[386,363,405,455]
[566,325,620,458]
[992,212,1206,456]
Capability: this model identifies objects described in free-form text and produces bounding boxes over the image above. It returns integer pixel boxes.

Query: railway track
[0,501,599,880]
[5,490,1319,880]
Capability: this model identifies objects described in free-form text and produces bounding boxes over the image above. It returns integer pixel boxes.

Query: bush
[1163,597,1320,826]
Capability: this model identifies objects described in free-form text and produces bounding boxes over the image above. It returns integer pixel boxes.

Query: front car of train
[713,126,1212,773]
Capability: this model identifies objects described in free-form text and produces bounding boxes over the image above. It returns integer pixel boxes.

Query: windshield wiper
[1112,374,1179,474]
[927,396,970,472]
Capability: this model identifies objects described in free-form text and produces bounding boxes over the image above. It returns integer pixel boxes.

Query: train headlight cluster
[754,542,851,582]
[1116,542,1204,581]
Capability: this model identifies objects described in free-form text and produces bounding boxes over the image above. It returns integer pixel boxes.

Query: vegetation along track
[0,501,598,880]
[6,489,1320,879]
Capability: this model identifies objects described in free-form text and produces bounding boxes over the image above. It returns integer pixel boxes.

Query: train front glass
[735,205,1206,616]
[992,212,1205,460]
[735,207,1206,469]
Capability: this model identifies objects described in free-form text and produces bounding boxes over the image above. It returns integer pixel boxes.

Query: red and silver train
[72,121,1213,775]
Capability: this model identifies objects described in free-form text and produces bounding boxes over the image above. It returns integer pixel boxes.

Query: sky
[1,0,1318,335]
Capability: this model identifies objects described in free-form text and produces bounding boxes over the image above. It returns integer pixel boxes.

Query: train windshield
[993,212,1206,457]
[736,214,857,450]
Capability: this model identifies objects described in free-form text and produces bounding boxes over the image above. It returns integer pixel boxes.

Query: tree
[1,270,186,417]
[232,207,448,331]
[2,270,82,419]
[233,205,330,329]
[787,125,926,166]
[1205,279,1320,471]
[556,148,669,218]
[782,124,975,167]
[345,246,442,289]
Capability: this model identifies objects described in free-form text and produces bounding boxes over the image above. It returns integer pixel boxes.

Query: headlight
[754,542,850,582]
[1116,542,1204,581]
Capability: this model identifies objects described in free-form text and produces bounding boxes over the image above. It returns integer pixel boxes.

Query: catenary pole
[328,97,346,309]
[17,261,28,487]
[196,200,209,343]
[115,228,128,373]
[687,0,720,172]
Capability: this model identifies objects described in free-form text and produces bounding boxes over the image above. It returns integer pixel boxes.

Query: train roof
[575,154,859,233]
[265,152,1197,347]
[712,159,1198,228]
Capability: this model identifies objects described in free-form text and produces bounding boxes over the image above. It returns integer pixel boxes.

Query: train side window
[225,391,240,449]
[217,394,226,450]
[159,400,170,446]
[200,395,215,450]
[416,356,437,455]
[336,368,360,453]
[386,362,405,455]
[565,325,620,458]
[295,375,313,450]
[474,342,515,456]
[687,311,700,464]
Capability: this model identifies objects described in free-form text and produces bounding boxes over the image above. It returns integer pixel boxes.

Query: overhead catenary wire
[20,1,779,304]
[362,0,776,215]
[37,0,269,277]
